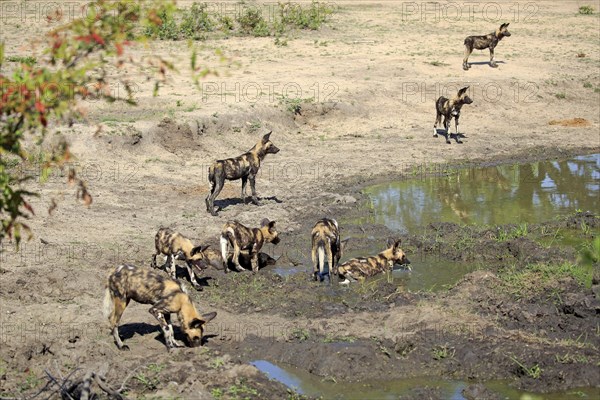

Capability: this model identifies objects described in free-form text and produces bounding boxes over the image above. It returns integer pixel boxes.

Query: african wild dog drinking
[311,218,348,283]
[151,227,209,290]
[433,86,473,144]
[103,264,217,351]
[205,132,280,216]
[337,239,410,285]
[463,23,511,70]
[220,218,280,273]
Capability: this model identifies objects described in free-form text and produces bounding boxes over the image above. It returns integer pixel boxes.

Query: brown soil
[1,1,599,399]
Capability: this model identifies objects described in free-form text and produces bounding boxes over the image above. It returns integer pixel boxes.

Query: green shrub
[180,2,214,39]
[578,5,594,15]
[145,9,179,40]
[237,8,265,34]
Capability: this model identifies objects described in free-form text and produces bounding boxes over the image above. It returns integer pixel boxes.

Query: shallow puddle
[251,359,600,400]
[361,154,599,233]
[336,154,599,291]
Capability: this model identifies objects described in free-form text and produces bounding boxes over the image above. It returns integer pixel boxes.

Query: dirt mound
[151,117,201,155]
[548,118,591,127]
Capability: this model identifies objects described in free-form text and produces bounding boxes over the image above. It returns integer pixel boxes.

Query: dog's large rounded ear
[190,318,204,329]
[262,131,272,143]
[340,238,350,252]
[458,86,469,96]
[202,311,217,323]
[268,220,277,230]
[393,239,402,250]
[261,218,270,227]
[386,237,395,248]
[501,22,509,28]
[191,245,207,256]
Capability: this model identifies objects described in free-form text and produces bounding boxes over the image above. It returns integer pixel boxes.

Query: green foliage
[278,1,335,30]
[144,1,334,40]
[5,55,37,66]
[496,223,528,241]
[578,5,595,14]
[499,262,593,294]
[509,355,542,379]
[237,8,267,35]
[0,0,176,246]
[432,345,455,360]
[180,3,214,40]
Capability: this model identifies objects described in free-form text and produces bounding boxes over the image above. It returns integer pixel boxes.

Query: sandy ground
[1,1,599,398]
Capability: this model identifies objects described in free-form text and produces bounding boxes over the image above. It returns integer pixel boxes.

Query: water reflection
[364,154,599,233]
[251,359,600,400]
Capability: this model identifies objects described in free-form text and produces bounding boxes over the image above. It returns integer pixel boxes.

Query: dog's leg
[232,242,246,272]
[443,116,451,144]
[250,250,259,274]
[168,254,177,280]
[463,44,472,70]
[206,171,224,216]
[454,115,462,144]
[489,46,497,68]
[185,262,202,290]
[241,175,248,204]
[109,296,129,350]
[326,239,334,283]
[150,305,184,350]
[433,112,441,137]
[249,173,260,206]
[151,252,158,269]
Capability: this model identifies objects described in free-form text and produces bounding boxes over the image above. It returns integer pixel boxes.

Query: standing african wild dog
[151,228,210,290]
[311,218,348,282]
[103,264,217,351]
[220,219,280,273]
[337,239,410,285]
[463,23,511,70]
[205,132,280,216]
[433,86,473,144]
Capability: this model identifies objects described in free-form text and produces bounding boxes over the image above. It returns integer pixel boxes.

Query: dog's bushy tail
[317,245,325,275]
[220,232,230,269]
[102,287,113,319]
[208,164,215,188]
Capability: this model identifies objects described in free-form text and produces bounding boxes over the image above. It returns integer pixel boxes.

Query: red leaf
[23,201,35,216]
[35,101,45,113]
[40,114,47,127]
[75,35,92,44]
[116,42,123,56]
[91,33,105,46]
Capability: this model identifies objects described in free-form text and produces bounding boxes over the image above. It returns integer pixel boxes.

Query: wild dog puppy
[433,86,473,144]
[151,228,209,290]
[220,219,280,273]
[311,218,348,282]
[103,264,217,351]
[337,239,410,285]
[463,23,511,70]
[205,132,280,216]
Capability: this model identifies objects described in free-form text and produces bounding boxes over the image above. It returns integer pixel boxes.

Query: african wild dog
[220,219,280,273]
[463,23,511,70]
[205,132,280,216]
[337,239,410,285]
[151,228,209,290]
[103,264,217,351]
[311,218,348,283]
[433,86,473,144]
